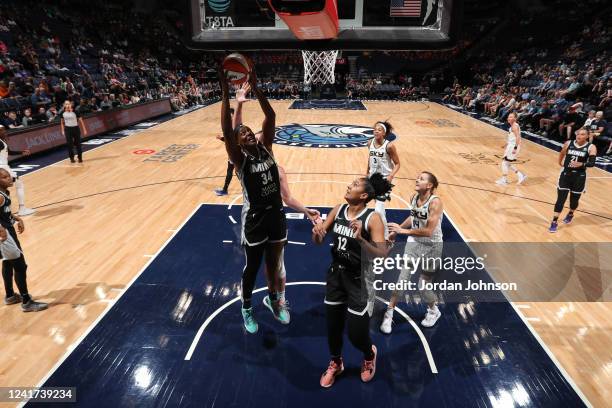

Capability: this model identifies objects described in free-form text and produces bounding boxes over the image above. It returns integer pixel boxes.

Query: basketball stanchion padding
[268,0,339,40]
[222,53,252,85]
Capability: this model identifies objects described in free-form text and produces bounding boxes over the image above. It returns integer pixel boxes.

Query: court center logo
[274,124,396,148]
[207,0,231,13]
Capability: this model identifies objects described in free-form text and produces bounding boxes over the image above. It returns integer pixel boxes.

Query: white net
[301,50,339,85]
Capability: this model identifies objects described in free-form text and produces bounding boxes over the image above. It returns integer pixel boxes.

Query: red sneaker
[320,358,344,388]
[360,345,377,382]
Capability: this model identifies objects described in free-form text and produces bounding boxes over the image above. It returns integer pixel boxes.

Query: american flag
[390,0,422,17]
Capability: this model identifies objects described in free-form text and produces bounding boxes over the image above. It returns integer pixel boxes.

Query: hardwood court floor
[0,101,610,407]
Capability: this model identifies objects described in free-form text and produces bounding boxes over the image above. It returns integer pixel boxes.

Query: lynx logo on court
[274,124,396,148]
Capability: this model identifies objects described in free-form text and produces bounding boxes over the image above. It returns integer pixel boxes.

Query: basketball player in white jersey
[366,121,400,239]
[381,171,444,333]
[0,125,35,216]
[496,112,527,185]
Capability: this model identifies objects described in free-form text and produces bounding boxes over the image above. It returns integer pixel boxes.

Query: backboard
[187,0,458,51]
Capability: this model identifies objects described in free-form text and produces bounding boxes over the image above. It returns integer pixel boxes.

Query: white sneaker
[421,306,441,327]
[495,178,509,186]
[17,207,36,216]
[380,309,393,334]
[517,173,527,185]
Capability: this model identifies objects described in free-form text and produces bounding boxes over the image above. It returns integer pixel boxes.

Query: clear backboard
[187,0,458,50]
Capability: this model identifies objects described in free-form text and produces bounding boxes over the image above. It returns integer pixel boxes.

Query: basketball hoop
[301,50,338,85]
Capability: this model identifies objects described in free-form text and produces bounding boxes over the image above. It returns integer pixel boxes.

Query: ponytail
[363,173,393,203]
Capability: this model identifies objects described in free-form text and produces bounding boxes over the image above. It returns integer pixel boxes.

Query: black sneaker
[21,300,48,312]
[4,294,22,305]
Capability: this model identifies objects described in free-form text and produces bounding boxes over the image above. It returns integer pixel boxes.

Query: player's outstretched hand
[312,223,326,244]
[388,222,408,235]
[305,208,321,225]
[236,83,251,103]
[350,220,363,241]
[568,161,583,168]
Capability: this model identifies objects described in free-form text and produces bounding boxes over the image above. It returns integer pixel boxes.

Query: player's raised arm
[248,69,276,149]
[219,66,243,167]
[278,166,320,224]
[558,141,570,167]
[233,83,250,129]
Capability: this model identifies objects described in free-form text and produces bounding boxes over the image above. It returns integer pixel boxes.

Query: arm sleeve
[586,155,596,167]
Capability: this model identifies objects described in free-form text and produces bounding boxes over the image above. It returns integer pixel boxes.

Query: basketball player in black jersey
[219,66,286,333]
[313,173,392,387]
[0,169,47,312]
[549,128,597,233]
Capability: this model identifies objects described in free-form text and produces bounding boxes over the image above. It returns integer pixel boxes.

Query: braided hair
[363,173,393,203]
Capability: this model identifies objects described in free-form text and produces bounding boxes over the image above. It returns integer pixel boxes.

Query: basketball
[222,53,252,85]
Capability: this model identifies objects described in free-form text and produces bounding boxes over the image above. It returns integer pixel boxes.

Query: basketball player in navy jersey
[219,66,287,333]
[549,128,597,232]
[382,171,444,333]
[0,168,47,312]
[366,121,400,240]
[313,173,392,387]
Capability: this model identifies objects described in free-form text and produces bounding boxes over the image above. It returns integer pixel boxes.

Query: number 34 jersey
[331,204,375,269]
[237,143,283,210]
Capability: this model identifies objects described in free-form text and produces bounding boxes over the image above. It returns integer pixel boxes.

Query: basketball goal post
[268,0,340,85]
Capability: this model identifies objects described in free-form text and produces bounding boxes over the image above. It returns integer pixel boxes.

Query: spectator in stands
[33,106,48,124]
[0,81,8,98]
[582,110,597,130]
[53,85,67,107]
[109,94,120,108]
[3,112,22,129]
[497,94,518,121]
[589,111,608,152]
[46,104,58,122]
[6,82,18,98]
[558,106,581,140]
[30,88,48,106]
[518,100,538,124]
[89,97,100,111]
[76,98,93,115]
[100,95,112,110]
[21,108,34,127]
